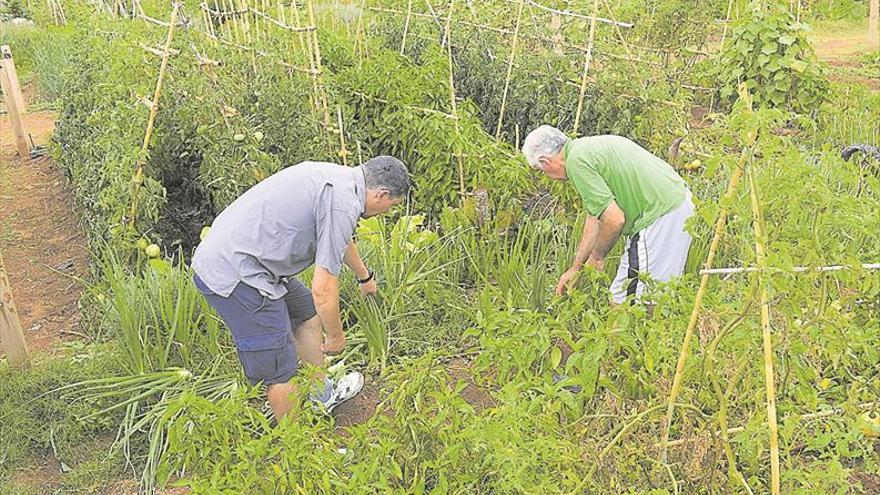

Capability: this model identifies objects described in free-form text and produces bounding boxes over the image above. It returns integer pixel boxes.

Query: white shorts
[610,192,695,304]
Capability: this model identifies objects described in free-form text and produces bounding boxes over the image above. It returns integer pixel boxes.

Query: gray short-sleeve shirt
[192,162,366,299]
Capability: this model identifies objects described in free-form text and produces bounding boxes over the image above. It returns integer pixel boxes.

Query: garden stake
[495,0,525,139]
[337,106,349,166]
[290,0,320,119]
[306,0,332,128]
[572,0,599,134]
[128,3,180,230]
[443,0,466,198]
[659,84,754,463]
[747,159,781,495]
[400,0,414,55]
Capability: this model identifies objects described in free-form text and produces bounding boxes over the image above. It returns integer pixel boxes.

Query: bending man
[192,156,411,420]
[522,125,694,304]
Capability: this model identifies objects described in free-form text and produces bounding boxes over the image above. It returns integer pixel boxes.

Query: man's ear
[537,156,550,170]
[377,188,392,199]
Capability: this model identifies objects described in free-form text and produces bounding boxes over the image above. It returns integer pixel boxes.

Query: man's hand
[585,256,605,272]
[322,331,347,355]
[555,266,581,296]
[359,278,378,297]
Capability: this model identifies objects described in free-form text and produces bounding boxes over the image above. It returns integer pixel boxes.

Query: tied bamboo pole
[306,0,332,128]
[572,0,600,134]
[444,0,466,198]
[290,0,320,117]
[128,4,180,229]
[747,159,781,495]
[658,84,754,463]
[336,106,349,166]
[495,0,525,139]
[400,0,414,55]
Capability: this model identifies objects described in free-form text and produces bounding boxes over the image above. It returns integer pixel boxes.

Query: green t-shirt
[565,135,687,236]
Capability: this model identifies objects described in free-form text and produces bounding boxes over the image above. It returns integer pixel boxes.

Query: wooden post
[870,0,879,51]
[0,250,29,368]
[2,46,28,115]
[0,55,29,159]
[572,0,600,135]
[495,0,525,139]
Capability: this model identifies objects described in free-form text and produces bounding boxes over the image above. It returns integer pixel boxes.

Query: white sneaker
[318,371,364,413]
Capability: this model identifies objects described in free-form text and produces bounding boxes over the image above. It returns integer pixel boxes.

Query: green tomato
[145,244,161,258]
[233,133,246,142]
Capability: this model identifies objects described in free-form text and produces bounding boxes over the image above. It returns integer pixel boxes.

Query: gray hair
[363,156,412,198]
[521,125,569,169]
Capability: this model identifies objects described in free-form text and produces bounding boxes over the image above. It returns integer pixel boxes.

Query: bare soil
[0,110,89,355]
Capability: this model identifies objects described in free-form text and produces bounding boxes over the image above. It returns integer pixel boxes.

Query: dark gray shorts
[193,273,317,385]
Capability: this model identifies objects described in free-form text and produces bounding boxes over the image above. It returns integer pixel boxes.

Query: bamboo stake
[495,0,525,139]
[747,160,781,495]
[572,0,600,134]
[355,0,368,66]
[658,402,877,449]
[128,4,180,230]
[400,0,414,55]
[658,84,754,463]
[509,0,633,28]
[444,0,466,198]
[719,0,733,49]
[701,263,880,276]
[306,0,332,128]
[601,0,631,56]
[290,0,319,116]
[336,106,349,166]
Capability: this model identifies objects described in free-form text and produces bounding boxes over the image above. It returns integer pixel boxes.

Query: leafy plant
[710,6,829,113]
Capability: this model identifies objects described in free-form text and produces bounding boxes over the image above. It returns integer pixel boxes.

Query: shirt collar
[563,140,572,162]
[352,165,367,214]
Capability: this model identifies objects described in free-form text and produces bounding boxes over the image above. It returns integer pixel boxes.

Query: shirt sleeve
[314,184,357,276]
[568,158,614,218]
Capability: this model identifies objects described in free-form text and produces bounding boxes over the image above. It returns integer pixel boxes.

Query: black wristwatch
[357,270,375,284]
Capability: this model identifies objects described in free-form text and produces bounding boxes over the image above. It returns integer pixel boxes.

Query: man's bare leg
[294,315,324,373]
[267,382,297,421]
[293,315,333,402]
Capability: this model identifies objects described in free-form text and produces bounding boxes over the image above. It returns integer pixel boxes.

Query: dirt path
[0,110,90,355]
[810,23,880,91]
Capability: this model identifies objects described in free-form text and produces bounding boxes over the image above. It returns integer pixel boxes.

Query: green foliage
[0,344,126,478]
[710,7,829,113]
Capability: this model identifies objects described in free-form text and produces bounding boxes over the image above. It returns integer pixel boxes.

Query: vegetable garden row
[1,0,879,493]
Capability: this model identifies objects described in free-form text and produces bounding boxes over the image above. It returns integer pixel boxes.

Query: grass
[808,18,876,59]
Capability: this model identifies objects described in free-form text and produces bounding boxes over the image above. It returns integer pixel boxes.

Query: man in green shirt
[522,125,694,304]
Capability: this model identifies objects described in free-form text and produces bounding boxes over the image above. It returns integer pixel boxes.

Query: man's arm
[571,216,601,268]
[343,241,377,296]
[585,201,626,270]
[555,203,625,295]
[312,267,346,354]
[343,241,369,279]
